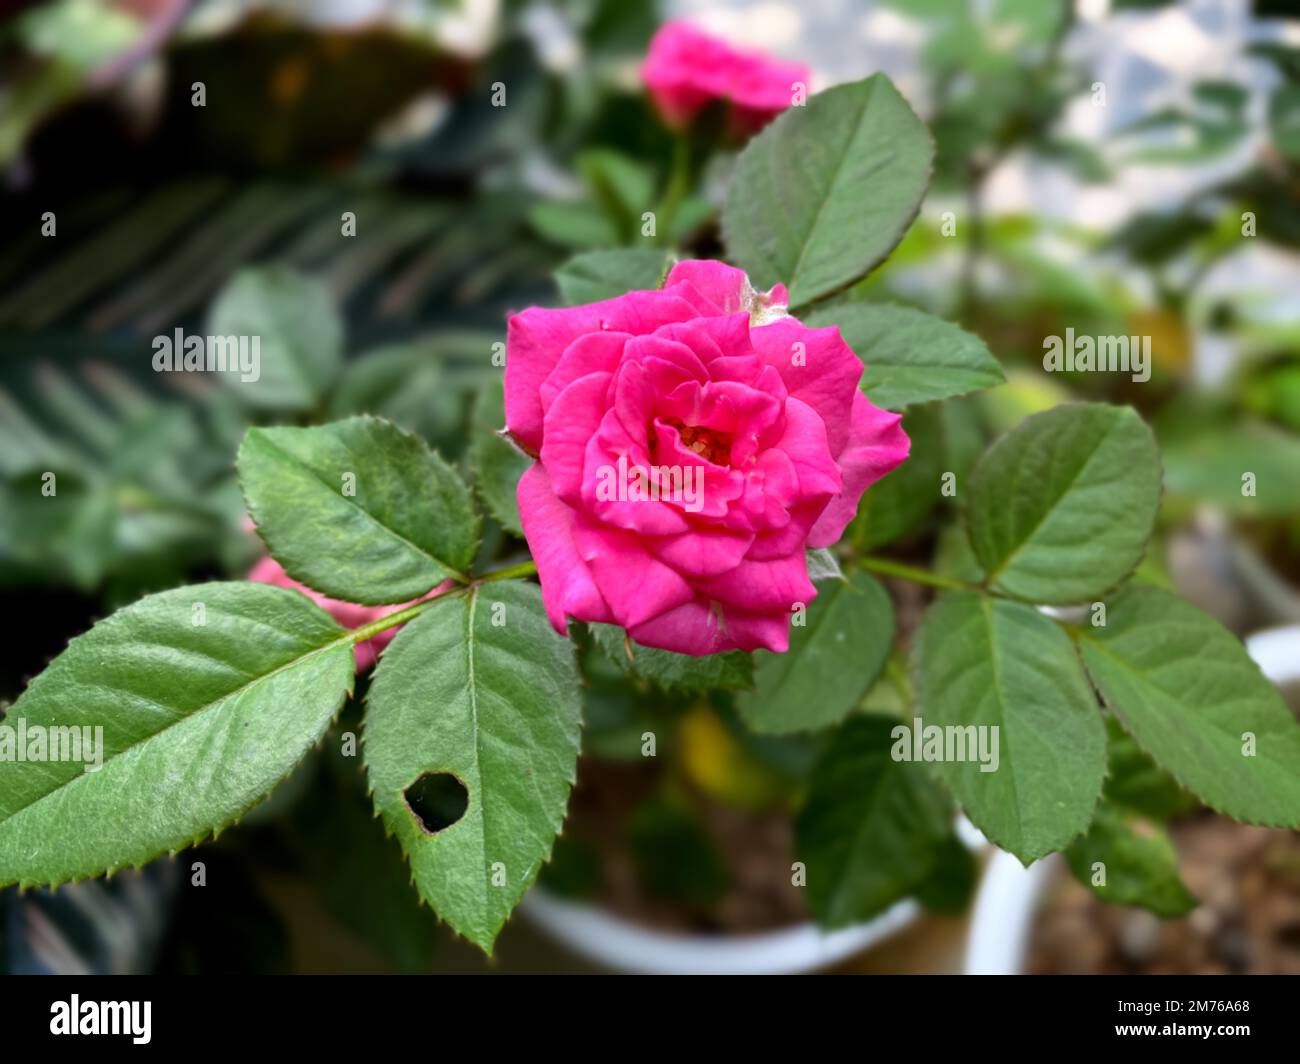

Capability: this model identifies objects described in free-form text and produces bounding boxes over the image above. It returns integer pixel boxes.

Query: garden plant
[1,12,1298,964]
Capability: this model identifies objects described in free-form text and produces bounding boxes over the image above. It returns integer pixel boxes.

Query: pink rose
[247,556,446,671]
[642,20,811,134]
[505,260,909,656]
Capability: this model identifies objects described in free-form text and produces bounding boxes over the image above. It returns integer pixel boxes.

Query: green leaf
[795,715,952,928]
[914,591,1106,863]
[937,394,988,484]
[589,623,754,694]
[1269,82,1300,163]
[576,148,657,238]
[469,377,528,537]
[580,644,677,761]
[0,469,116,589]
[0,362,246,592]
[807,302,1004,409]
[0,583,355,888]
[238,416,479,605]
[627,795,728,908]
[1161,419,1300,517]
[738,572,893,735]
[1065,801,1197,917]
[722,74,933,308]
[527,201,619,249]
[206,266,343,411]
[363,581,582,954]
[555,248,673,305]
[1102,717,1196,820]
[327,336,491,450]
[967,403,1161,603]
[914,833,979,913]
[668,197,715,242]
[1078,585,1300,827]
[933,523,986,584]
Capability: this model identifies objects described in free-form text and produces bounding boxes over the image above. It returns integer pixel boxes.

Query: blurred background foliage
[1,0,1297,973]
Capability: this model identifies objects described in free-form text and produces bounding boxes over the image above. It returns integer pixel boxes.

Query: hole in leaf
[404,772,469,835]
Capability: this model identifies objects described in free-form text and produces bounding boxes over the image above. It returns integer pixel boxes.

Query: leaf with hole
[967,403,1161,603]
[914,591,1106,863]
[363,581,582,954]
[0,583,355,888]
[1078,585,1300,828]
[738,572,894,735]
[722,74,933,308]
[239,416,480,605]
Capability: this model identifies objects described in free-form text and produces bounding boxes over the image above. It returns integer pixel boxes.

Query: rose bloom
[642,20,811,134]
[248,556,445,671]
[505,260,908,656]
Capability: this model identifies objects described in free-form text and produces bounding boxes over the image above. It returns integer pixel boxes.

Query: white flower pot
[962,624,1300,975]
[519,890,920,975]
[521,816,986,974]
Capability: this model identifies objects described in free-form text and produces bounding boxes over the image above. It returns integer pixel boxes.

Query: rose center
[661,419,731,466]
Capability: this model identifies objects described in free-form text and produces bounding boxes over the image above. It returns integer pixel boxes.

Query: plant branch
[346,595,454,645]
[857,555,981,594]
[478,559,537,584]
[347,560,538,645]
[656,136,692,248]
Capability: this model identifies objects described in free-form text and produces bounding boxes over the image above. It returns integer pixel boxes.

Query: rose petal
[517,464,611,633]
[541,371,613,505]
[808,390,910,547]
[700,551,816,613]
[505,291,696,453]
[571,518,695,628]
[750,317,864,454]
[648,524,754,579]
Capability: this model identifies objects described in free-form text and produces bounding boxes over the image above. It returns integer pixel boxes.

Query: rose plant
[3,61,1299,959]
